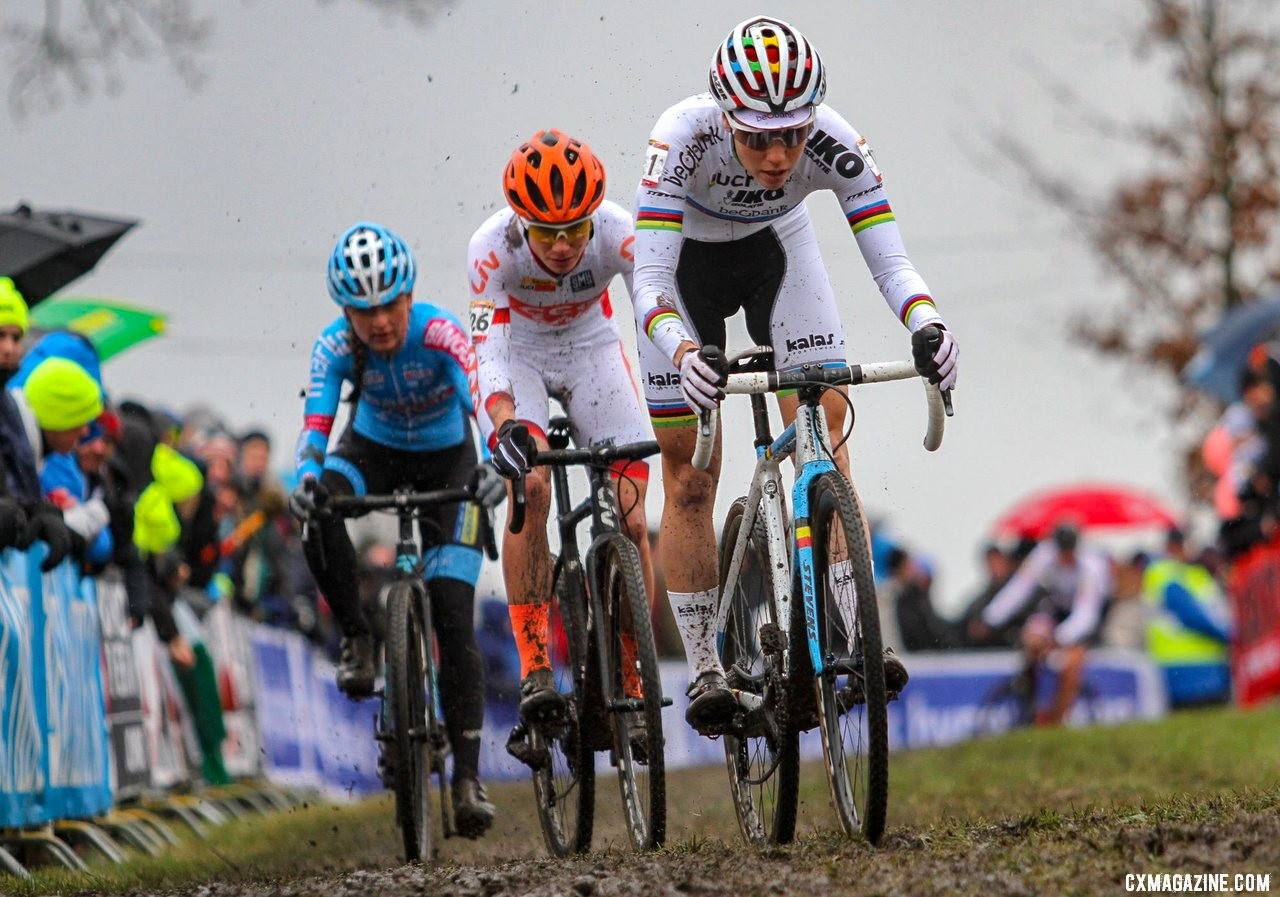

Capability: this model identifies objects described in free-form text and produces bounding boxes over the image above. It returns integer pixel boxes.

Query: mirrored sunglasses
[731,123,813,151]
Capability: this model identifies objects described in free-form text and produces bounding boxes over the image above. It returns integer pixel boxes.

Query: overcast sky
[5,0,1199,609]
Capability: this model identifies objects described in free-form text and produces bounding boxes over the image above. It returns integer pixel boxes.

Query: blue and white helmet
[326,222,417,309]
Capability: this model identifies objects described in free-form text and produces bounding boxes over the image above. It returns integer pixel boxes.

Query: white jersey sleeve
[812,107,944,334]
[467,211,518,423]
[632,101,705,363]
[982,541,1054,628]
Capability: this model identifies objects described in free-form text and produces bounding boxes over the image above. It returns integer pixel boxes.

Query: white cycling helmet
[709,16,826,131]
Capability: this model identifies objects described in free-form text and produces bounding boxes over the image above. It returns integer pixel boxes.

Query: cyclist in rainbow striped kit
[631,16,959,736]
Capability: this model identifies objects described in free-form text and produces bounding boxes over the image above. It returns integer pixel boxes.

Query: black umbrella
[0,203,139,305]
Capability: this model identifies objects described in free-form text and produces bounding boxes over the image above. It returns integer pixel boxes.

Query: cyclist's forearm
[632,190,694,361]
[484,393,517,435]
[850,216,944,332]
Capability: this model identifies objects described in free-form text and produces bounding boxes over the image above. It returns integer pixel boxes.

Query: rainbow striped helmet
[709,16,826,131]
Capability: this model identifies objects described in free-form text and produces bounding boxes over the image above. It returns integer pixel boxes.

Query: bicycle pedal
[506,737,549,770]
[837,683,866,714]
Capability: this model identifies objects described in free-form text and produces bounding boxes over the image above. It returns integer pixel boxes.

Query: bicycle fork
[716,453,795,679]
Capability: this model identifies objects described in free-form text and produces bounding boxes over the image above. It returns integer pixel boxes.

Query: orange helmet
[503,129,606,224]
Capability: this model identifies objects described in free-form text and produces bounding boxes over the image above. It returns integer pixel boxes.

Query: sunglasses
[525,218,593,245]
[730,123,813,151]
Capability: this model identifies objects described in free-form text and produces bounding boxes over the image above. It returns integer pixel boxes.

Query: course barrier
[0,546,111,826]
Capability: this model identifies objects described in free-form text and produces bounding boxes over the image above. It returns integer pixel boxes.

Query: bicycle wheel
[808,471,889,844]
[718,496,799,846]
[598,532,666,849]
[385,579,436,862]
[531,561,595,856]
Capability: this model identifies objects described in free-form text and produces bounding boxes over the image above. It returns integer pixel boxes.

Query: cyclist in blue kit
[290,222,503,837]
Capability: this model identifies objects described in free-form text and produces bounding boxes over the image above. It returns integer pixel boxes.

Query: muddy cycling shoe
[623,711,649,765]
[336,634,376,698]
[519,669,567,724]
[505,721,550,769]
[685,670,741,736]
[452,778,495,839]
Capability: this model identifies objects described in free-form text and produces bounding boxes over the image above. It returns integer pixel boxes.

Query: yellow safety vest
[1142,559,1229,665]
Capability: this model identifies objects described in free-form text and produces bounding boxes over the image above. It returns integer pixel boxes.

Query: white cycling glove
[911,324,958,392]
[678,349,726,412]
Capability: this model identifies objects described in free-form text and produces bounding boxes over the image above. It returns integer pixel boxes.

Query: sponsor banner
[308,653,380,799]
[0,550,44,825]
[882,648,1166,749]
[248,625,1167,798]
[203,602,263,779]
[134,621,193,790]
[96,571,149,800]
[1,551,119,824]
[1227,537,1280,706]
[25,549,112,821]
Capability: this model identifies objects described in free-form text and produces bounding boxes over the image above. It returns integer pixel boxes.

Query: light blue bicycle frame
[716,399,838,677]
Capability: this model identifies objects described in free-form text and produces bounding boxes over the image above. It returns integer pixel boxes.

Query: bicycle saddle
[728,345,775,373]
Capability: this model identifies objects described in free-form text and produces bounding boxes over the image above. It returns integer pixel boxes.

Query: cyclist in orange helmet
[469,129,658,734]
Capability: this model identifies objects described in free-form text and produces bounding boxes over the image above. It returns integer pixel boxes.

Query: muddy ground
[116,770,1280,897]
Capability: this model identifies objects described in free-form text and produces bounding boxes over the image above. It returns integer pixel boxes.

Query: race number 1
[857,137,883,182]
[641,140,669,187]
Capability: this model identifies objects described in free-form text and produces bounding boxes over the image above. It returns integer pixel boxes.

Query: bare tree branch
[998,0,1280,402]
[3,0,457,120]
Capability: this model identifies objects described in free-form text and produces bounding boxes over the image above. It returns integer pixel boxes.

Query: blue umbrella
[1182,295,1280,402]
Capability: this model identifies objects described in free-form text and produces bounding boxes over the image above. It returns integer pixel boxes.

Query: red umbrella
[992,483,1180,540]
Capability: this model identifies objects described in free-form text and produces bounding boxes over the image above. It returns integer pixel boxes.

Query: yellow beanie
[24,357,104,432]
[133,482,182,555]
[150,443,204,503]
[0,278,29,334]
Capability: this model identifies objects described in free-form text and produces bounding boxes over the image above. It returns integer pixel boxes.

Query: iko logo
[727,187,785,206]
[804,129,866,179]
[647,372,681,387]
[569,270,596,292]
[785,332,835,353]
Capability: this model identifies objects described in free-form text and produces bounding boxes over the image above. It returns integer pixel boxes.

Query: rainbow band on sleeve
[899,294,937,326]
[847,200,895,234]
[643,307,683,342]
[637,207,683,232]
